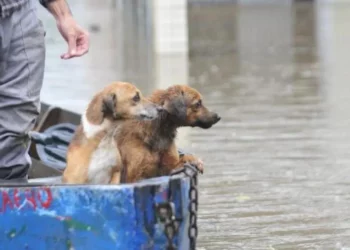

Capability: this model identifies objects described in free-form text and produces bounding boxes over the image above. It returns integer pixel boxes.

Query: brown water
[35,0,350,249]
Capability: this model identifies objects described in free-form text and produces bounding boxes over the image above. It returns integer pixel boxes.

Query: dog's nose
[213,113,221,122]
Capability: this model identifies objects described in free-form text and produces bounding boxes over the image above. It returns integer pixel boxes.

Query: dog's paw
[181,154,204,174]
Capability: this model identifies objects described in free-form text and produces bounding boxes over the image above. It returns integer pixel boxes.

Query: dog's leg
[159,144,179,176]
[62,159,89,184]
[62,158,89,184]
[160,142,204,175]
[63,141,92,184]
[108,147,124,185]
[177,154,204,174]
[62,152,88,184]
[119,140,158,183]
[109,171,121,184]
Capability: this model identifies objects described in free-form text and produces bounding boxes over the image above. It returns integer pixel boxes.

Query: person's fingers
[60,36,77,59]
[60,46,87,59]
[71,35,89,57]
[60,53,70,59]
[66,34,77,57]
[74,49,88,57]
[60,29,89,59]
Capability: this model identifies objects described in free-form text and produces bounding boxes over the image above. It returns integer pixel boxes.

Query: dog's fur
[62,81,161,184]
[114,85,221,183]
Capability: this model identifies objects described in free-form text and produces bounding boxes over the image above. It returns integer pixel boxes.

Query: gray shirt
[0,0,54,18]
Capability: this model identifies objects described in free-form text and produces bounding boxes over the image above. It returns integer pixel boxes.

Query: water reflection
[36,0,350,249]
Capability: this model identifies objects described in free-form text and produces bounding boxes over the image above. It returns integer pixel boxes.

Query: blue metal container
[0,173,197,250]
[0,103,199,250]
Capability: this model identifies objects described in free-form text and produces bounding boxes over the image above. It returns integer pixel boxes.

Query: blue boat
[0,103,199,250]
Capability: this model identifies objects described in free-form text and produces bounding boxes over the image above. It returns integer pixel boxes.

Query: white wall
[316,0,350,163]
[152,0,190,148]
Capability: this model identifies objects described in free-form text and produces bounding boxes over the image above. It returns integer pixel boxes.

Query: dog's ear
[164,95,187,123]
[101,93,117,116]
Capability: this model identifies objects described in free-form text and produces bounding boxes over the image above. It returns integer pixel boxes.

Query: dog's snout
[209,112,220,123]
[137,103,163,121]
[156,105,164,112]
[213,113,221,122]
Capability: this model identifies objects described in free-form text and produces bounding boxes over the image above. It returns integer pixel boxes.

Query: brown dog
[62,81,161,184]
[114,84,221,183]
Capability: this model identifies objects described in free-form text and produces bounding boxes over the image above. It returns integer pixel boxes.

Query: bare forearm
[41,0,72,21]
[39,0,89,59]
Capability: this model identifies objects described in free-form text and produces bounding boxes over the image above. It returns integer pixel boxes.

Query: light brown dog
[114,84,221,183]
[62,81,161,184]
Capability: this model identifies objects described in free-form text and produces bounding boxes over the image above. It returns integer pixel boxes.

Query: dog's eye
[133,93,140,102]
[195,100,202,108]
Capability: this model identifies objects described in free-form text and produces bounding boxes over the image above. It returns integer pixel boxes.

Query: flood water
[35,0,350,249]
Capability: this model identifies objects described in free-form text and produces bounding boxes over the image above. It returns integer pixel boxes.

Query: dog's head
[152,85,221,129]
[86,81,162,124]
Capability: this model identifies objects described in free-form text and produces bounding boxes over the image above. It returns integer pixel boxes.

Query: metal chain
[156,163,200,250]
[155,202,178,250]
[188,166,199,250]
[169,163,199,250]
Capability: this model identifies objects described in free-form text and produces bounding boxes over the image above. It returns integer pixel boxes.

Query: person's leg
[0,1,46,180]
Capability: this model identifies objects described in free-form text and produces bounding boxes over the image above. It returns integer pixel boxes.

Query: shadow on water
[36,0,350,249]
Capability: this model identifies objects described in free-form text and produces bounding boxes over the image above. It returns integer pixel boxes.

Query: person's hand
[56,16,89,60]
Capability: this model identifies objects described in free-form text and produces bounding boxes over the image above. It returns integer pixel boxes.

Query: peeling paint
[6,225,27,240]
[63,217,92,231]
[0,175,192,249]
[66,239,73,250]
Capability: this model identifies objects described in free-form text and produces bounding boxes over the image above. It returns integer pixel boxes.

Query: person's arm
[39,0,90,60]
